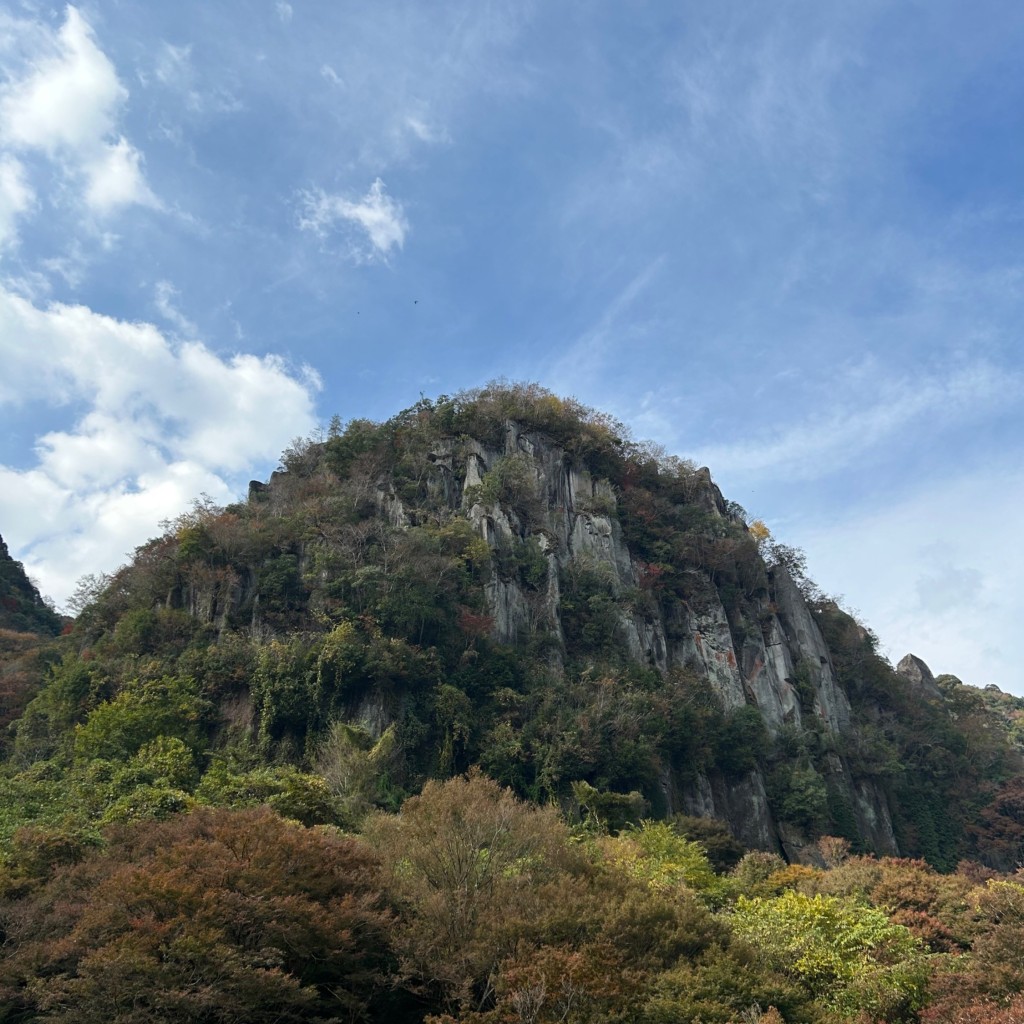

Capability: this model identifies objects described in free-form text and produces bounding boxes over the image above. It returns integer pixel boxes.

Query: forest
[1,382,1023,1023]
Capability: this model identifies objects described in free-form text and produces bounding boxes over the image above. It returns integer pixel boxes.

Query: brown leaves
[364,771,577,1012]
[0,807,395,1023]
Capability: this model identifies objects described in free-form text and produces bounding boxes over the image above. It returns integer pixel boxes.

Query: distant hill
[0,533,62,636]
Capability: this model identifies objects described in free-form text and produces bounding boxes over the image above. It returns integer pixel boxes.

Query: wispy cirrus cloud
[545,257,666,395]
[690,360,1022,481]
[402,115,450,146]
[150,40,242,116]
[320,64,345,88]
[668,22,861,193]
[154,280,198,336]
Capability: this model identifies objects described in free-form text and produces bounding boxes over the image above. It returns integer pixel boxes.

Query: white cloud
[403,115,450,145]
[1,7,125,153]
[0,5,156,216]
[40,243,88,289]
[83,136,158,213]
[0,156,34,251]
[276,2,294,24]
[298,177,408,259]
[0,284,320,606]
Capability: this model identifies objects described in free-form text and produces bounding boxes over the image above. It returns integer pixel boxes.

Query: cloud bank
[0,285,319,606]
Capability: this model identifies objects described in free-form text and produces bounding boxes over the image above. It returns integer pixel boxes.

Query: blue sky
[1,2,1022,694]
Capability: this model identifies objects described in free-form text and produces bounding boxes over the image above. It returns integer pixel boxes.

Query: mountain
[0,533,62,637]
[4,383,1023,870]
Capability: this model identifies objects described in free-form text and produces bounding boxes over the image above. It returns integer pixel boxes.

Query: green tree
[72,675,209,763]
[612,819,730,907]
[731,889,928,1020]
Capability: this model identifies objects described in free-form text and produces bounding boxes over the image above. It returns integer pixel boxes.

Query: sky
[0,2,1022,695]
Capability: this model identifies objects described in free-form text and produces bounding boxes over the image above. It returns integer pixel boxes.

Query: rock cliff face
[146,401,956,862]
[117,390,1023,867]
[262,418,897,858]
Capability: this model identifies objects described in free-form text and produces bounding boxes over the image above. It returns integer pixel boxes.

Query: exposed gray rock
[772,567,851,734]
[672,601,746,709]
[377,488,409,530]
[447,422,895,854]
[851,778,899,854]
[897,653,945,701]
[462,447,487,494]
[679,769,780,852]
[568,513,634,587]
[485,576,533,644]
[778,823,822,866]
[740,615,802,735]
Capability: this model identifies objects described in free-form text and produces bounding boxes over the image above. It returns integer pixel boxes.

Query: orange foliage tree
[0,806,395,1023]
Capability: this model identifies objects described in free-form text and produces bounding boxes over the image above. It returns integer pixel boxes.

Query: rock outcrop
[348,419,898,857]
[897,653,945,702]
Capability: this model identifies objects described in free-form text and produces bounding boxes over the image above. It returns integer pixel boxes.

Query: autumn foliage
[0,807,395,1023]
[1,386,1023,1022]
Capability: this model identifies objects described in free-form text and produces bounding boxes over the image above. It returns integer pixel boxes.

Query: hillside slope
[0,534,61,637]
[4,384,1022,870]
